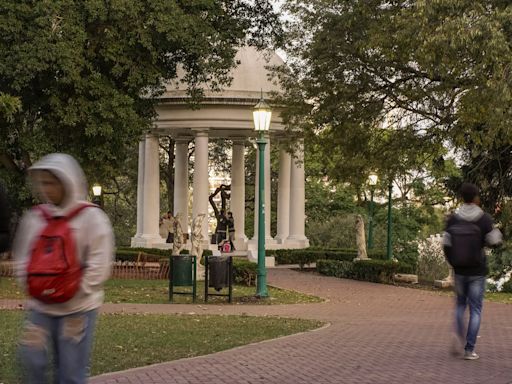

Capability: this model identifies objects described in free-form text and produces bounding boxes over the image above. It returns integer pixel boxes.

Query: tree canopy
[278,0,512,209]
[0,0,282,208]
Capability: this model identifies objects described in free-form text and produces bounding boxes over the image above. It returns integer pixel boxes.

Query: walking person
[13,153,114,383]
[166,211,175,244]
[227,211,235,251]
[443,182,502,360]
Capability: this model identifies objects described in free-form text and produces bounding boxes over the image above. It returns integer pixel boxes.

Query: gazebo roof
[154,46,286,138]
[162,46,285,101]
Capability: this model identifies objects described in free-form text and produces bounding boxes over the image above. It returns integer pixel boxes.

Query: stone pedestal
[394,274,419,284]
[434,267,454,288]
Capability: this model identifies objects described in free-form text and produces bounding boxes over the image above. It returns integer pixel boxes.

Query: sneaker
[464,350,479,360]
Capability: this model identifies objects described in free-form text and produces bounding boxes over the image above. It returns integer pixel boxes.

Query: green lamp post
[367,173,378,249]
[386,180,393,260]
[253,93,272,298]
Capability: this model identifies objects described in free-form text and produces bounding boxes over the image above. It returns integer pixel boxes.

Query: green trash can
[169,255,196,302]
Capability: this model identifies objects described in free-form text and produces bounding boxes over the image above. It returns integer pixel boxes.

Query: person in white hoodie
[13,153,114,383]
[443,182,502,361]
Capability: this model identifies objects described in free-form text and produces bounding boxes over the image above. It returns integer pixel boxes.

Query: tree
[0,0,282,209]
[278,0,512,200]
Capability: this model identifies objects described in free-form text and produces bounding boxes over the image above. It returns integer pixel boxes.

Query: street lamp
[367,173,378,249]
[386,180,393,260]
[92,184,103,208]
[253,93,271,298]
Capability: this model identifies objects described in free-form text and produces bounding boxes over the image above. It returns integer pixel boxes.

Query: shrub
[272,248,387,268]
[317,259,409,284]
[316,259,354,278]
[416,236,449,282]
[232,259,257,286]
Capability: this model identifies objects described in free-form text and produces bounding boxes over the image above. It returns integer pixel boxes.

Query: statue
[191,213,206,260]
[355,215,368,260]
[172,212,184,255]
[191,213,206,279]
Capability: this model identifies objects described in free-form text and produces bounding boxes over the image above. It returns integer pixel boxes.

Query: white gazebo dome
[153,46,286,138]
[162,46,285,100]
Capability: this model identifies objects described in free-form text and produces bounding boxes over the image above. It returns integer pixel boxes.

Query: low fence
[0,253,170,280]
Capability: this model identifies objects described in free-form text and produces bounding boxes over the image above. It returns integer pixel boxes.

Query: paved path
[5,269,512,383]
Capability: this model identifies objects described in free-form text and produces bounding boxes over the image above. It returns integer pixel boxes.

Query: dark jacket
[0,183,11,253]
[443,204,502,276]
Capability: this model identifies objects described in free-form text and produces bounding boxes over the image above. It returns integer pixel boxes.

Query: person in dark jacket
[0,182,11,253]
[443,183,502,360]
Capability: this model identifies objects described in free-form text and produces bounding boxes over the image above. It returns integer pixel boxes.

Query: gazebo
[130,46,309,253]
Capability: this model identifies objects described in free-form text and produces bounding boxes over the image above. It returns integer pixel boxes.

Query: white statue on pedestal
[355,215,368,260]
[191,213,206,279]
[172,212,184,255]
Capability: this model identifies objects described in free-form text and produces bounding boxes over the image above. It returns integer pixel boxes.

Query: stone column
[231,139,247,249]
[275,148,291,244]
[253,134,273,242]
[135,139,145,236]
[287,142,309,247]
[140,134,162,245]
[192,130,210,243]
[174,138,189,231]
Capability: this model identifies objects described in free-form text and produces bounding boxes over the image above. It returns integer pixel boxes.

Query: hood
[455,203,484,222]
[29,153,88,213]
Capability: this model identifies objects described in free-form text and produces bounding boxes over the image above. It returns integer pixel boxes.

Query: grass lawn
[0,310,323,384]
[0,278,323,305]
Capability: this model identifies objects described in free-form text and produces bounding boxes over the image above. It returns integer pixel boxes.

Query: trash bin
[204,255,233,303]
[171,255,193,286]
[209,256,229,291]
[169,255,196,302]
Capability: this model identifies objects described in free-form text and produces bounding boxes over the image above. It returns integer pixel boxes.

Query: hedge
[317,259,414,284]
[271,248,387,268]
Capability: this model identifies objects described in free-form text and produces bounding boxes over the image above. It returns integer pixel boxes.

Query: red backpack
[27,203,95,303]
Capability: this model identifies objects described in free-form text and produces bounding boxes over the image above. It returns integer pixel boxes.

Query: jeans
[19,309,98,384]
[454,275,486,352]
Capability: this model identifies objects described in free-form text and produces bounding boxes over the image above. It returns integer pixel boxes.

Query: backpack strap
[65,203,97,221]
[33,205,52,222]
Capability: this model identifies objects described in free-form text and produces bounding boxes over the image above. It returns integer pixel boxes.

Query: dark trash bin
[169,255,196,302]
[205,255,233,303]
[209,256,229,291]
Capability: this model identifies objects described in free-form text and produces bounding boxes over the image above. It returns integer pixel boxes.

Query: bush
[488,243,512,280]
[416,236,449,282]
[272,248,387,268]
[232,259,257,286]
[316,259,354,278]
[317,258,410,284]
[393,241,419,272]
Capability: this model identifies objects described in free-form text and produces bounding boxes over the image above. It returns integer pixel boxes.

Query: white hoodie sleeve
[12,210,45,290]
[79,208,114,295]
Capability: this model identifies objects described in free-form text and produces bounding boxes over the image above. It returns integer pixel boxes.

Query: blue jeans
[19,309,98,384]
[454,275,485,352]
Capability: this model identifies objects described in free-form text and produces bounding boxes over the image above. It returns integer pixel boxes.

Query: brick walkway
[3,269,512,383]
[87,269,512,384]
